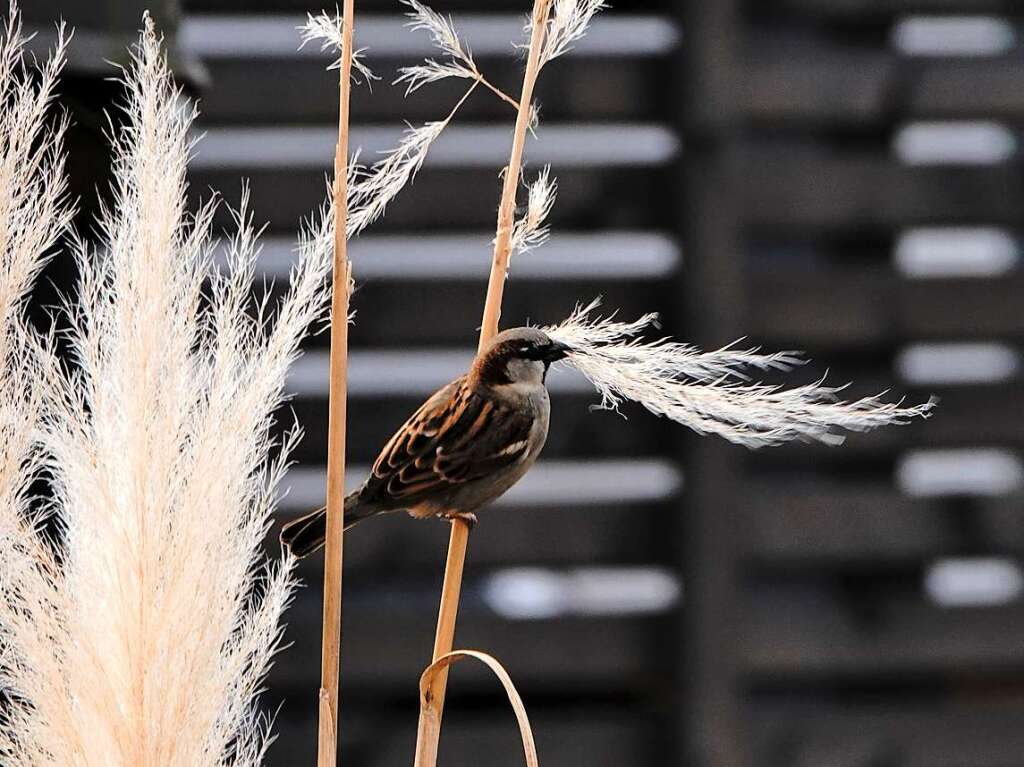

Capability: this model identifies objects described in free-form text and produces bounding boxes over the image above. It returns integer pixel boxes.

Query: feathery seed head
[0,18,329,765]
[299,10,376,82]
[538,0,607,68]
[509,166,557,258]
[395,0,479,93]
[545,299,936,448]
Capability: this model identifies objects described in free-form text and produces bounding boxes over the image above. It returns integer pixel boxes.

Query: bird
[280,326,572,558]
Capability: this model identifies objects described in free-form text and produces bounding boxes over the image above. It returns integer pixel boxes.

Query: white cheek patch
[505,357,546,385]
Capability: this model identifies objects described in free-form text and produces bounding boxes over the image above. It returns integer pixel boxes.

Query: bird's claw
[447,511,478,531]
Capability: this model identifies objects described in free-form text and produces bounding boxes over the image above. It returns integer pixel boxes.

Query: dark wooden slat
[750,269,1024,345]
[273,500,672,571]
[778,0,1019,19]
[746,583,1024,679]
[975,495,1024,555]
[344,278,674,347]
[753,701,1024,767]
[747,47,1024,125]
[266,268,1024,350]
[741,149,1024,232]
[743,484,959,567]
[270,597,661,691]
[270,709,655,767]
[750,267,898,348]
[188,0,665,11]
[195,166,673,232]
[267,484,1024,571]
[679,0,749,757]
[901,274,1024,340]
[200,58,667,124]
[745,488,1024,566]
[273,267,1021,350]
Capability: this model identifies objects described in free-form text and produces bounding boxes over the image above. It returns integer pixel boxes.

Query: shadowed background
[23,1,1024,765]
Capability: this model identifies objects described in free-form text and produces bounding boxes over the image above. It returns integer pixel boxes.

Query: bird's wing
[365,377,535,505]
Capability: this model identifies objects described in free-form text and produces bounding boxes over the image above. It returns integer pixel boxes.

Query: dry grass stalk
[413,519,469,767]
[545,298,936,448]
[478,0,565,343]
[0,17,332,765]
[310,1,357,764]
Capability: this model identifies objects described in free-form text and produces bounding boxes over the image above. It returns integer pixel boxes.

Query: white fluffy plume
[347,81,480,236]
[509,166,556,257]
[347,118,447,236]
[394,0,478,94]
[0,19,330,766]
[538,0,607,67]
[349,0,569,239]
[546,299,936,448]
[395,0,520,109]
[0,7,71,330]
[299,10,376,83]
[0,6,72,761]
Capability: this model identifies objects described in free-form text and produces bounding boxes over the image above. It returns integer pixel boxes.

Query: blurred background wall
[24,1,1024,765]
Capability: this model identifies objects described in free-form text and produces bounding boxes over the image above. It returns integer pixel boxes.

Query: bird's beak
[543,340,572,362]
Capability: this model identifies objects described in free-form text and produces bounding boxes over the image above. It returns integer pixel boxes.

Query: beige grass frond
[299,10,376,82]
[348,81,478,236]
[302,194,356,322]
[546,299,936,448]
[509,166,556,257]
[403,0,471,60]
[347,120,445,235]
[396,0,520,110]
[0,9,72,329]
[538,0,606,67]
[0,17,330,766]
[397,0,476,92]
[395,58,476,94]
[527,103,541,135]
[0,9,72,764]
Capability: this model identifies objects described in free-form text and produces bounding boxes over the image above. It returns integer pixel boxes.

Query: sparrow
[280,327,572,558]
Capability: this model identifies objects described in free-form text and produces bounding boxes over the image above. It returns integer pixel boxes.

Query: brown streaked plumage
[280,327,571,558]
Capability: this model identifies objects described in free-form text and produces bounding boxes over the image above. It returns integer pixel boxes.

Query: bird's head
[471,327,572,387]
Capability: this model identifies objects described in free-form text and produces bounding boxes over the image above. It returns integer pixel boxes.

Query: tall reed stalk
[412,1,552,765]
[318,0,356,763]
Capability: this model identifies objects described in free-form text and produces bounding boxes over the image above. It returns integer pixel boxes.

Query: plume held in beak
[543,340,572,362]
[545,299,936,449]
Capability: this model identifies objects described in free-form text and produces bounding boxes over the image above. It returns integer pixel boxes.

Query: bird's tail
[279,492,378,559]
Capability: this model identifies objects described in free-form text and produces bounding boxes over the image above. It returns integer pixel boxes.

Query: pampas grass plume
[0,16,331,766]
[0,6,72,761]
